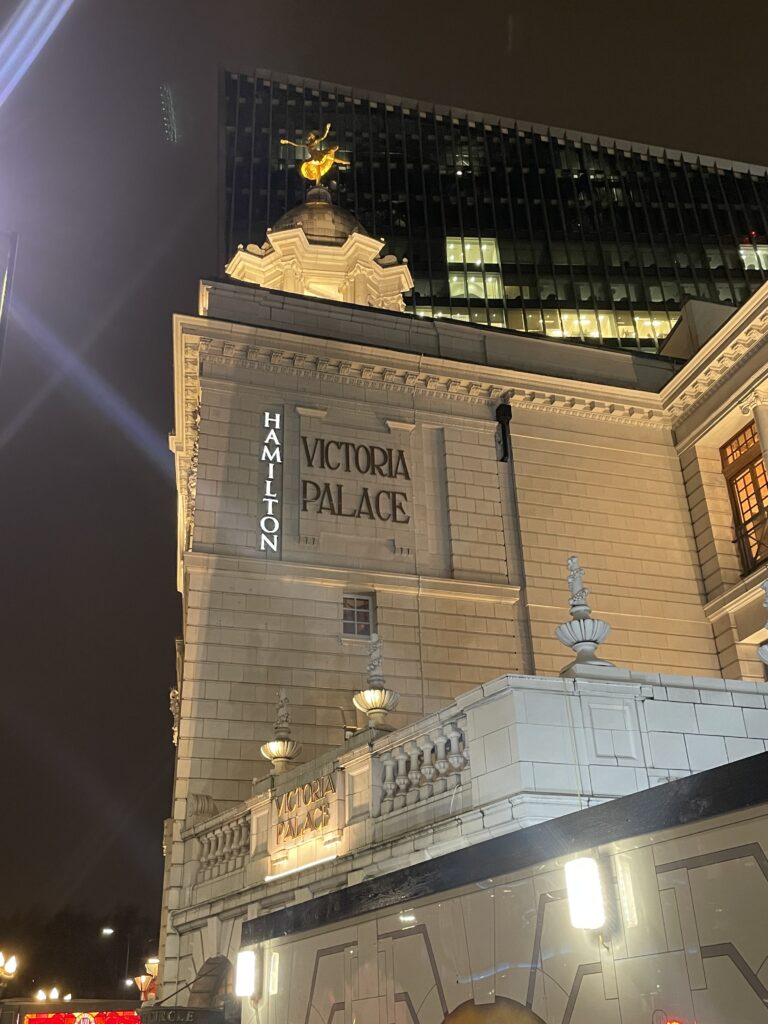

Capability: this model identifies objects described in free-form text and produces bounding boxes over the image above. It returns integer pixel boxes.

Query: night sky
[1,0,767,920]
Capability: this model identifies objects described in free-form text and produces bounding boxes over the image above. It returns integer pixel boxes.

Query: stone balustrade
[195,809,251,883]
[374,719,469,816]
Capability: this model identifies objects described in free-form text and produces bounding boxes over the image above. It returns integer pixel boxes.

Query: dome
[270,186,368,246]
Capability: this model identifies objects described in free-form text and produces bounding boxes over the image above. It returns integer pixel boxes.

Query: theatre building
[157,159,768,1023]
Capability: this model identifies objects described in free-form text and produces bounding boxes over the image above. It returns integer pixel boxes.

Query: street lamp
[101,926,131,993]
[34,988,65,1001]
[0,952,18,997]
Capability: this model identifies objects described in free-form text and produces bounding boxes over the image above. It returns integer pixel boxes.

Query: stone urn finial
[260,689,301,773]
[353,633,400,729]
[758,581,768,667]
[555,556,613,674]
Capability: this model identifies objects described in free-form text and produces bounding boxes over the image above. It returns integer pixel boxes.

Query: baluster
[379,752,397,815]
[211,826,225,876]
[221,823,235,873]
[433,729,450,795]
[198,832,212,882]
[446,722,466,789]
[238,818,250,866]
[394,747,409,810]
[406,741,422,805]
[419,735,436,799]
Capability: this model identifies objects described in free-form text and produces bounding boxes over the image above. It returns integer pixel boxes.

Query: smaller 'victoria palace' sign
[271,771,342,849]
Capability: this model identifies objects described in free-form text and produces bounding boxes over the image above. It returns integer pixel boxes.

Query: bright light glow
[101,927,115,936]
[399,913,416,924]
[0,0,78,108]
[35,991,46,1001]
[264,853,337,882]
[63,994,72,1002]
[49,988,59,1000]
[268,952,279,996]
[235,950,256,998]
[5,956,17,974]
[124,979,134,987]
[565,857,605,930]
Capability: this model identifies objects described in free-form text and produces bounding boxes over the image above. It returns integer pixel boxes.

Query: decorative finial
[279,123,350,185]
[758,581,768,667]
[353,633,399,729]
[555,556,613,674]
[260,689,301,773]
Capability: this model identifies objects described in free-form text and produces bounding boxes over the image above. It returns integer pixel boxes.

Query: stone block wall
[510,412,721,677]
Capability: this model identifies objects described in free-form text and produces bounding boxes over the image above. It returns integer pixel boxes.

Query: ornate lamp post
[0,952,18,996]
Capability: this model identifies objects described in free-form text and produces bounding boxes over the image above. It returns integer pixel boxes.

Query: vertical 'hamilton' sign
[260,411,282,553]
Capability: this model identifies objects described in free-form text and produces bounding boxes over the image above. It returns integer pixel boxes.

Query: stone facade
[159,210,768,1011]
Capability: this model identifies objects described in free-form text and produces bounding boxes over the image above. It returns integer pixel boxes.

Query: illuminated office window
[739,244,768,271]
[721,423,768,575]
[445,236,500,265]
[449,272,503,299]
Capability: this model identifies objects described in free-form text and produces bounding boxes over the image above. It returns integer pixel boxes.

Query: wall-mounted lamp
[565,856,605,930]
[235,949,256,998]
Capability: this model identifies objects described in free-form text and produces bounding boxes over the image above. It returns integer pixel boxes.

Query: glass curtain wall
[224,72,768,352]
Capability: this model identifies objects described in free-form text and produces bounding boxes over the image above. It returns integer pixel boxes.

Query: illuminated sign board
[259,411,282,553]
[25,1013,141,1024]
[267,770,344,854]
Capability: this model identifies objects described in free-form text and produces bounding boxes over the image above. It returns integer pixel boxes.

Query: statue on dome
[280,123,349,184]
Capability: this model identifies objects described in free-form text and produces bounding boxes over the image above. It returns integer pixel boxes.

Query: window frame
[721,422,768,576]
[342,593,375,639]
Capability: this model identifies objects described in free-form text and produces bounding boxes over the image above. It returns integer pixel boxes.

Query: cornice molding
[194,335,669,431]
[661,291,768,424]
[181,550,523,605]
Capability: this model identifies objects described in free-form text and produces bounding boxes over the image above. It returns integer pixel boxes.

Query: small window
[342,595,374,637]
[721,423,768,575]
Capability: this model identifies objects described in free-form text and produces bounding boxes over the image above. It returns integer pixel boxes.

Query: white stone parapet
[175,666,768,915]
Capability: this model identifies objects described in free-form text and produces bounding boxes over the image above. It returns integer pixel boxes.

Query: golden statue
[280,123,349,184]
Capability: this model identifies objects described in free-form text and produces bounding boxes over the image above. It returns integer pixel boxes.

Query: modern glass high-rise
[224,70,768,352]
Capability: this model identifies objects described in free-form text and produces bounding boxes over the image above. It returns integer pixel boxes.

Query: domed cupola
[269,185,368,246]
[225,126,412,310]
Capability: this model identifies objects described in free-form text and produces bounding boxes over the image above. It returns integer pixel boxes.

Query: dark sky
[1,0,767,920]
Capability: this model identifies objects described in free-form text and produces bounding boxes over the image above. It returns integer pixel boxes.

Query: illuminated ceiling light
[235,950,256,998]
[101,927,114,936]
[456,170,463,176]
[565,857,605,929]
[35,991,46,1001]
[124,979,134,988]
[49,988,60,1000]
[63,995,72,1002]
[5,955,17,976]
